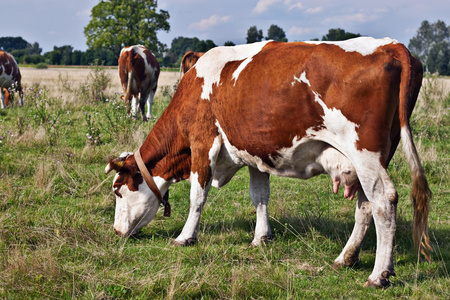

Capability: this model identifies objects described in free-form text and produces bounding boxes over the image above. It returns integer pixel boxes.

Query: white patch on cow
[208,134,222,171]
[309,90,360,144]
[231,56,253,85]
[305,37,397,56]
[291,71,311,87]
[195,41,271,100]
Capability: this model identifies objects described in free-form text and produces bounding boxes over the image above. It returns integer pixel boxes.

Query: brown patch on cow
[110,156,143,196]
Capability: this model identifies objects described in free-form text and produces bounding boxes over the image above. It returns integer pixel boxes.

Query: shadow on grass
[129,208,448,266]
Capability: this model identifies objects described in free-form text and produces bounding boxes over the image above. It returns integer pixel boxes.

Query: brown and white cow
[106,37,431,288]
[180,51,204,74]
[118,45,160,121]
[0,50,23,108]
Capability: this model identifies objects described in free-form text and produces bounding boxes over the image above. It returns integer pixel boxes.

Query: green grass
[0,72,448,299]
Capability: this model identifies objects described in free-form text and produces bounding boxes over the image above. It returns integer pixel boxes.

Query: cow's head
[105,152,161,236]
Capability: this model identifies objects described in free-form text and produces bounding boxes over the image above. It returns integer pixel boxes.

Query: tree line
[0,0,448,75]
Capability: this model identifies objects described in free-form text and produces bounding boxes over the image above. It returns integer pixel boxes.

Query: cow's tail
[396,44,432,262]
[125,70,134,101]
[124,70,134,113]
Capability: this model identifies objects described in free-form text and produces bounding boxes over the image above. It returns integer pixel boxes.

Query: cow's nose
[113,227,121,235]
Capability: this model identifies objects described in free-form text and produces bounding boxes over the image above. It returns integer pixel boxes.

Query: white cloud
[285,0,302,11]
[253,0,281,14]
[189,15,232,31]
[305,6,323,14]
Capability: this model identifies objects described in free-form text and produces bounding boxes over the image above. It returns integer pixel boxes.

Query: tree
[409,20,450,74]
[224,41,235,46]
[84,0,170,57]
[0,36,29,52]
[322,28,360,41]
[267,24,287,42]
[246,26,264,43]
[164,37,216,67]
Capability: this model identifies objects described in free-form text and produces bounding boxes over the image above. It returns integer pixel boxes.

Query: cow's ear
[105,155,131,174]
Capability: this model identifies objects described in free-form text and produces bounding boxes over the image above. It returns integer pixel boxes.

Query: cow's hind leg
[145,90,155,120]
[138,94,148,122]
[333,188,372,269]
[131,96,139,119]
[249,166,273,246]
[355,165,398,287]
[1,90,5,109]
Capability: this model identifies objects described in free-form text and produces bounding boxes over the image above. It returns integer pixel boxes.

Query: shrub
[35,63,48,69]
[84,59,111,102]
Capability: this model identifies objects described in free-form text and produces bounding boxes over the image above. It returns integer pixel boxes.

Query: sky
[2,0,449,53]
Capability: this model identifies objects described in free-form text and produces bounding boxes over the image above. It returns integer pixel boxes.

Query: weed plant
[0,71,448,299]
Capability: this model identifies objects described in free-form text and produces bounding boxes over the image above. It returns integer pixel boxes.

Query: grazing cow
[118,45,160,121]
[0,50,23,108]
[106,37,431,288]
[180,51,204,74]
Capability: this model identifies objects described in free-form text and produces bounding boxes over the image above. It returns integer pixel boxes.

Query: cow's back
[189,39,406,165]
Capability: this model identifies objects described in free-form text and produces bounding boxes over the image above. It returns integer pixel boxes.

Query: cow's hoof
[173,238,197,246]
[250,235,273,247]
[331,259,360,270]
[363,271,395,288]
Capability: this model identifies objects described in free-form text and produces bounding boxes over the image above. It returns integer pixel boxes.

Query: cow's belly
[212,138,339,188]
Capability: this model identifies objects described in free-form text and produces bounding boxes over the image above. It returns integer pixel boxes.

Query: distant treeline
[0,36,218,67]
[0,37,118,66]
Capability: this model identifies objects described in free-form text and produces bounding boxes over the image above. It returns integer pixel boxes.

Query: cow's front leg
[174,172,211,245]
[333,188,372,269]
[249,166,272,246]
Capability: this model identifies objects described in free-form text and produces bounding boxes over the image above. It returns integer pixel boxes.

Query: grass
[0,69,449,299]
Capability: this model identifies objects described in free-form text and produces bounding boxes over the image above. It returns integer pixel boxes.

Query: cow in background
[180,51,204,75]
[0,50,24,108]
[118,45,160,121]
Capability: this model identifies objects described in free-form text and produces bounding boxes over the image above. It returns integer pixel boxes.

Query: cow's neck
[138,111,191,184]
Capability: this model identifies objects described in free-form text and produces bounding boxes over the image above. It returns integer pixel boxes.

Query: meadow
[0,65,448,299]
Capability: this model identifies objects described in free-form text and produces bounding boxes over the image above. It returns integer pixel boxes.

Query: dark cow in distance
[118,45,160,121]
[106,38,431,288]
[0,50,23,108]
[180,51,204,74]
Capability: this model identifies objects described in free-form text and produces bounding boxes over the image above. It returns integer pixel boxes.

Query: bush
[35,63,48,69]
[85,60,111,102]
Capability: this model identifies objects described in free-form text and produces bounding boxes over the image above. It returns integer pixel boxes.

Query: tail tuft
[411,170,432,262]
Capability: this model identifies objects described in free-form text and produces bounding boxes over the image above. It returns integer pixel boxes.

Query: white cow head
[105,152,162,236]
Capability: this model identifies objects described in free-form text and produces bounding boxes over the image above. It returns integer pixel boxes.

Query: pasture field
[0,66,448,299]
